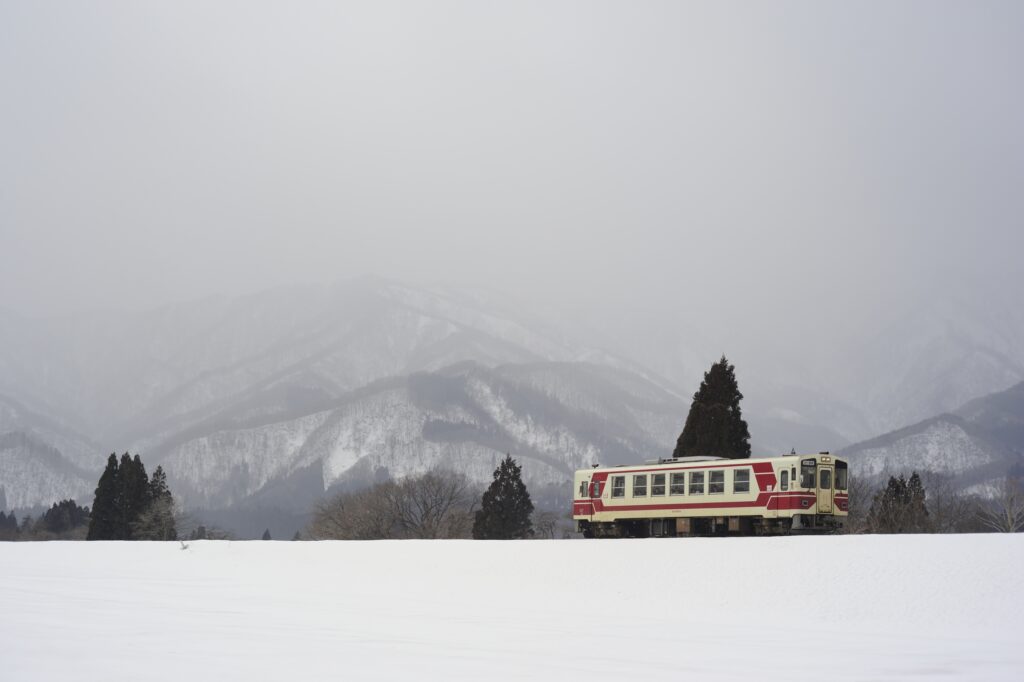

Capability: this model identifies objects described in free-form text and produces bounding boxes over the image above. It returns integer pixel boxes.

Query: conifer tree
[42,499,90,534]
[90,453,174,540]
[0,511,18,540]
[262,529,272,540]
[116,453,152,540]
[867,471,930,533]
[673,355,751,459]
[87,454,121,540]
[906,472,930,529]
[472,455,534,539]
[133,465,177,541]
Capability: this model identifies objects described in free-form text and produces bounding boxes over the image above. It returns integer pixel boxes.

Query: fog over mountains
[1,277,1022,523]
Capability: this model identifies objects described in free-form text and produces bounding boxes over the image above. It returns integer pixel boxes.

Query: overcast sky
[2,1,1021,331]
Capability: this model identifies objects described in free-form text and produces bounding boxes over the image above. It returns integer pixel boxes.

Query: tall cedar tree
[117,454,152,540]
[87,454,120,540]
[673,355,751,459]
[472,455,534,539]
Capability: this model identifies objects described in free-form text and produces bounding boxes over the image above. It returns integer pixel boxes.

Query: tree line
[0,499,91,540]
[845,471,1024,534]
[4,352,1021,539]
[308,455,539,540]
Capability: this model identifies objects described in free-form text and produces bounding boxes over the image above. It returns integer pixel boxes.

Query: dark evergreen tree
[133,465,177,541]
[87,453,121,540]
[89,453,173,540]
[114,453,152,540]
[867,471,930,533]
[0,511,18,540]
[149,465,170,499]
[42,499,90,534]
[472,455,534,539]
[261,529,272,540]
[673,355,751,460]
[906,472,930,530]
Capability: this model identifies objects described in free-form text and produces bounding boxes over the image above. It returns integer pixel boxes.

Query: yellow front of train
[789,454,849,533]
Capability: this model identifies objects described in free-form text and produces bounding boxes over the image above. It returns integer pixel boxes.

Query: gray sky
[2,1,1022,331]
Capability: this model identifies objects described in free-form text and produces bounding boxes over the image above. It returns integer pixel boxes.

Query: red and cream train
[573,452,848,537]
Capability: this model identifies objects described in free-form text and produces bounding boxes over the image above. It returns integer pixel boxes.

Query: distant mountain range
[841,380,1024,493]
[1,278,1023,532]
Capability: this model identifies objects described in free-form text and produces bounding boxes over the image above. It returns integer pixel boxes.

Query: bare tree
[308,483,399,540]
[921,473,984,534]
[842,474,875,534]
[978,477,1024,533]
[307,470,477,540]
[131,495,178,540]
[387,472,475,539]
[532,511,558,539]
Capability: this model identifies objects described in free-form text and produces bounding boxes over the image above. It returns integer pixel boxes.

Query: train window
[611,476,625,498]
[733,469,750,494]
[835,461,848,491]
[820,469,832,490]
[651,473,666,496]
[632,475,647,497]
[709,470,725,494]
[590,481,602,498]
[800,459,816,488]
[670,472,686,495]
[689,471,705,495]
[780,470,789,491]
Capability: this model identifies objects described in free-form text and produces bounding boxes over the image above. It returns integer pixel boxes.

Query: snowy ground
[2,535,1022,681]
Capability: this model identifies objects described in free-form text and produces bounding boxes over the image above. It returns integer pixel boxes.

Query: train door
[817,465,834,513]
[574,477,593,520]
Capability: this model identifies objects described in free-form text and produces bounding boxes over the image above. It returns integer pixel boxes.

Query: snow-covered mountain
[840,381,1024,491]
[147,361,686,511]
[0,279,688,512]
[608,289,1024,449]
[0,431,92,510]
[3,277,1023,519]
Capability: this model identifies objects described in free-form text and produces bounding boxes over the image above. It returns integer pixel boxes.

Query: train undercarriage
[578,514,843,538]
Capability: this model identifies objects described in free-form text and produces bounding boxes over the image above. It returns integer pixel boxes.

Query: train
[573,452,848,537]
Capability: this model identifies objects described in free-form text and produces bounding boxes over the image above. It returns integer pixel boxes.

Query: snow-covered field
[2,535,1022,681]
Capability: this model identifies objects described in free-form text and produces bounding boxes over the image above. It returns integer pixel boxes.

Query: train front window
[590,481,602,498]
[579,481,588,497]
[780,470,789,491]
[611,476,625,498]
[800,459,816,488]
[820,469,832,490]
[835,461,848,491]
[651,473,666,496]
[689,471,705,495]
[633,475,648,497]
[670,472,686,495]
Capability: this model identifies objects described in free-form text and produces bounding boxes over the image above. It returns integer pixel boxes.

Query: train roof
[578,452,845,475]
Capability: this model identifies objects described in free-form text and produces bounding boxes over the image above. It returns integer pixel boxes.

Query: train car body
[573,453,848,537]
